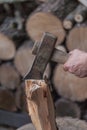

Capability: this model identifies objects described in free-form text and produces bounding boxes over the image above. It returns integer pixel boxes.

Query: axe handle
[52,48,69,64]
[25,79,57,130]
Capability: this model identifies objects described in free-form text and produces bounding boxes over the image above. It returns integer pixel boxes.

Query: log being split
[25,80,57,130]
[74,4,87,23]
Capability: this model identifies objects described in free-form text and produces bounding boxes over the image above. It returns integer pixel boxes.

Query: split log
[34,0,78,20]
[26,12,66,46]
[25,80,57,130]
[0,64,20,90]
[14,41,51,77]
[0,88,16,111]
[74,4,87,23]
[55,98,81,118]
[66,26,87,51]
[53,65,87,101]
[0,33,16,60]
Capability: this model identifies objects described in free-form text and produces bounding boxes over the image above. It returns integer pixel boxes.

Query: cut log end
[75,14,83,23]
[26,12,66,45]
[63,20,73,30]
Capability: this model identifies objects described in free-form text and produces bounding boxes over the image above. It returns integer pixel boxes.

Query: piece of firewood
[55,98,81,118]
[66,26,87,51]
[0,88,17,111]
[53,65,87,101]
[26,12,66,46]
[74,4,87,23]
[25,80,57,130]
[34,0,78,20]
[0,64,20,90]
[0,33,16,60]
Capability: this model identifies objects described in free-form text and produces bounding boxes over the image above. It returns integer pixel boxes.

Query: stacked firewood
[0,0,87,130]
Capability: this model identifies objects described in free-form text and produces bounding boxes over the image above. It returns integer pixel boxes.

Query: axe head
[24,32,57,80]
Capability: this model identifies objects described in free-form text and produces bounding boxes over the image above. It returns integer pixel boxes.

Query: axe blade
[24,32,57,80]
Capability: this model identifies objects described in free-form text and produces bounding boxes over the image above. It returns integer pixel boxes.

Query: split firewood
[0,64,20,90]
[26,12,66,46]
[25,80,57,130]
[0,88,16,111]
[14,41,51,77]
[53,65,87,101]
[66,26,87,51]
[0,33,16,60]
[55,98,81,118]
[17,117,87,130]
[74,4,87,23]
[34,0,78,20]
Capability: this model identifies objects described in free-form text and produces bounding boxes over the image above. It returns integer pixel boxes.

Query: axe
[24,32,68,130]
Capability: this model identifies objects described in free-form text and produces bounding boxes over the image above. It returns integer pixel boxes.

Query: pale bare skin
[63,49,87,78]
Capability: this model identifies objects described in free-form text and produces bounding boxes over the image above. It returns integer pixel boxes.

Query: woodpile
[0,0,87,130]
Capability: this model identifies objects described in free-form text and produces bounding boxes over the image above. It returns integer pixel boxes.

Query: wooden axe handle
[52,48,69,64]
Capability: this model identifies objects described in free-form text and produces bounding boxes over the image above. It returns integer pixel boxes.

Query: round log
[74,4,87,23]
[55,98,81,118]
[0,88,16,111]
[26,12,66,46]
[0,33,16,60]
[66,26,87,51]
[14,41,35,77]
[0,64,20,90]
[53,65,87,101]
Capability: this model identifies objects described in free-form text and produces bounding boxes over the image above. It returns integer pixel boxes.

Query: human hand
[63,49,87,78]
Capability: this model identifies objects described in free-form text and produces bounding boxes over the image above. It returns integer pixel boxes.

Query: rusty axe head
[24,32,57,80]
